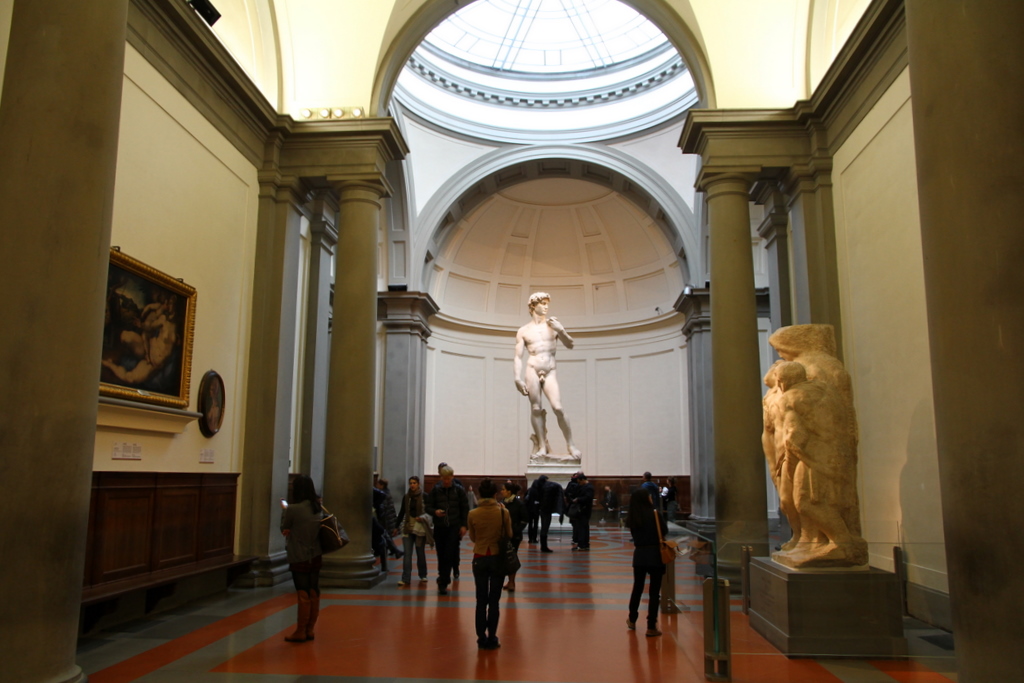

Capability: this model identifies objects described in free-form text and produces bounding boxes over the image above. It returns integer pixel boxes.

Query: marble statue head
[528,292,551,311]
[769,324,837,360]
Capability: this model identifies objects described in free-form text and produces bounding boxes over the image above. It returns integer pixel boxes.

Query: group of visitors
[278,467,672,647]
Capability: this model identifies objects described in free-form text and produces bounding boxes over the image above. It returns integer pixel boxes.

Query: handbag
[497,508,522,574]
[567,502,581,519]
[319,504,349,554]
[654,510,677,564]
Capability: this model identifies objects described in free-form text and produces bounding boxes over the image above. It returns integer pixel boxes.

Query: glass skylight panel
[395,0,698,142]
[423,0,670,75]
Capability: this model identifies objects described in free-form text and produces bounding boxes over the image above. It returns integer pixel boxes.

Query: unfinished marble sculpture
[514,292,582,464]
[762,324,868,568]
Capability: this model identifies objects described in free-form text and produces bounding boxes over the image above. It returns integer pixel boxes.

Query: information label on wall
[200,448,215,464]
[112,442,142,460]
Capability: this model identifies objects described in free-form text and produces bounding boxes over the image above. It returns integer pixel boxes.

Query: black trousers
[527,509,540,543]
[472,555,506,642]
[539,511,553,549]
[628,564,665,628]
[434,524,461,587]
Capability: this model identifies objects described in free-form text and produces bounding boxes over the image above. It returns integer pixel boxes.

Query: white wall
[425,319,690,477]
[94,45,260,474]
[832,67,946,591]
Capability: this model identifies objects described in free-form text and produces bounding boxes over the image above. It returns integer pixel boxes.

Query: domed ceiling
[395,0,697,143]
[431,178,684,330]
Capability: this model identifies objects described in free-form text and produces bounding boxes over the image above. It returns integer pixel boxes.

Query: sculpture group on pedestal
[514,292,582,465]
[762,324,868,569]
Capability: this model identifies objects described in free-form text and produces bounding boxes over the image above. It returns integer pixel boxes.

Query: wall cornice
[679,0,907,173]
[127,0,409,183]
[127,0,279,166]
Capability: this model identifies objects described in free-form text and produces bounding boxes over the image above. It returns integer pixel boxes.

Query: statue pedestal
[748,557,907,658]
[526,456,580,486]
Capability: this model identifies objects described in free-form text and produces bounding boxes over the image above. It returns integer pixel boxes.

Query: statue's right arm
[513,332,527,394]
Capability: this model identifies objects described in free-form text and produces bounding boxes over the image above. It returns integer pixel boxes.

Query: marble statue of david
[514,292,582,463]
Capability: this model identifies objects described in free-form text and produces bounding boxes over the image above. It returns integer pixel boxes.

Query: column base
[749,557,907,658]
[320,552,387,588]
[232,551,291,587]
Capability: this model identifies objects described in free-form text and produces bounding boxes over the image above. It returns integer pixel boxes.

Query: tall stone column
[0,1,128,680]
[378,292,439,494]
[702,174,770,566]
[298,191,339,487]
[783,162,842,341]
[236,167,309,586]
[905,2,1024,679]
[753,185,793,331]
[320,180,389,587]
[676,287,715,534]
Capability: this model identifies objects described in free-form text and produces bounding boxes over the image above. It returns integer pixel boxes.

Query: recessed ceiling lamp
[351,107,363,118]
[300,108,313,118]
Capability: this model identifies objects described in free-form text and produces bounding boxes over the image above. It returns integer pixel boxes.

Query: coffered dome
[431,178,684,330]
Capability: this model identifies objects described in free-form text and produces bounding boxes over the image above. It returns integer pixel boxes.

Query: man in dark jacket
[428,464,469,595]
[539,478,563,552]
[524,475,546,543]
[564,472,582,549]
[572,475,595,550]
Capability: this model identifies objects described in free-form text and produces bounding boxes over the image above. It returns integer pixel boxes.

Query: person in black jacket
[539,478,563,552]
[500,481,526,591]
[428,464,469,595]
[625,487,668,637]
[571,474,595,550]
[524,475,546,543]
[564,472,581,549]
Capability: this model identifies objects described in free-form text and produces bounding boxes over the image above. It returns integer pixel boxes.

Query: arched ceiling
[430,177,685,330]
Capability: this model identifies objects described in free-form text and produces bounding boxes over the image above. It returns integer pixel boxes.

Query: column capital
[695,169,758,196]
[257,171,313,205]
[675,287,711,339]
[377,291,440,340]
[307,190,339,248]
[752,186,790,244]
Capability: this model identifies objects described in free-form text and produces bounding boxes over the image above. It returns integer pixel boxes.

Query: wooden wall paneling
[92,473,156,585]
[151,473,202,571]
[197,473,239,560]
[84,475,98,587]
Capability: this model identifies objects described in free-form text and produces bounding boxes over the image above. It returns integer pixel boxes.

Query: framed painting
[197,370,226,437]
[100,248,197,409]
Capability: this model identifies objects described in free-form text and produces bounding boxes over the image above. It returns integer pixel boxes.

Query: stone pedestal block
[748,557,907,658]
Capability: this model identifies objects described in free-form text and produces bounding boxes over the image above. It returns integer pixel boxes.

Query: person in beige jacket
[467,478,513,650]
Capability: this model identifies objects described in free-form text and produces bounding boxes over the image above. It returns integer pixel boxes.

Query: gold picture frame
[100,248,197,409]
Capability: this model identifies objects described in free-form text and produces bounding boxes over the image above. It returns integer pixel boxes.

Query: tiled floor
[77,524,957,682]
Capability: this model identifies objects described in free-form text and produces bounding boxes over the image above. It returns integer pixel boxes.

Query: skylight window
[394,0,698,143]
[424,0,668,75]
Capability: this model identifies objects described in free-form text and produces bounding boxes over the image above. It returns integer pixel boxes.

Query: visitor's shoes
[645,627,662,637]
[397,580,407,587]
[488,636,501,649]
[438,586,448,596]
[453,569,460,580]
[578,546,590,551]
[419,576,428,583]
[541,547,553,553]
[626,618,636,630]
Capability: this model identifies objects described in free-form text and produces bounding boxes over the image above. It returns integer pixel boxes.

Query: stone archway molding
[410,144,699,293]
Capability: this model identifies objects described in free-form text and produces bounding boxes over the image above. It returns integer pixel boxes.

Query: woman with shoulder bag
[280,474,324,643]
[467,478,512,649]
[396,475,430,586]
[625,487,668,637]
